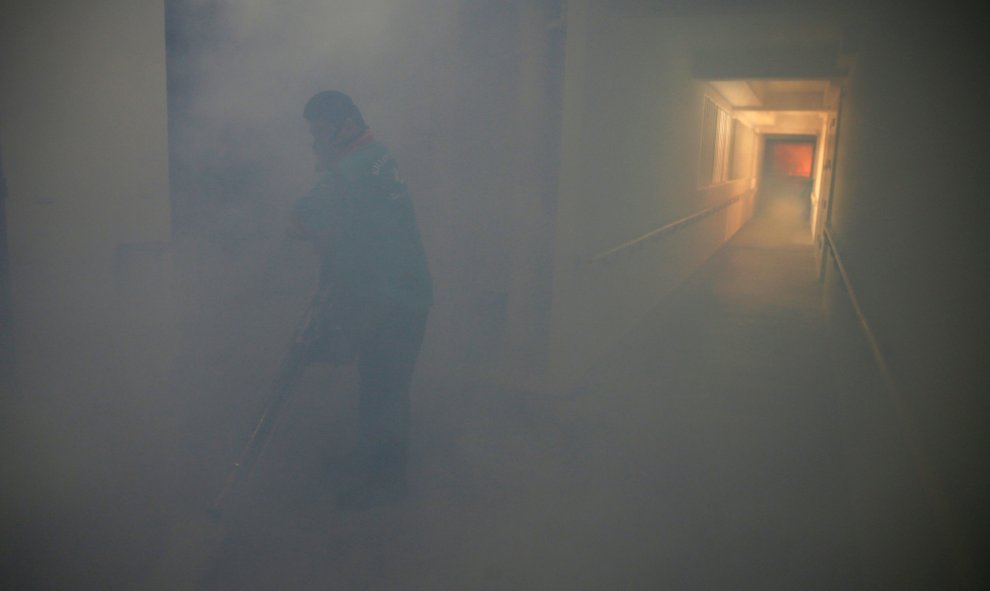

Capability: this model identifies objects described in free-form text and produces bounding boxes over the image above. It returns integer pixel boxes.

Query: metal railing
[588,194,744,265]
[822,227,975,590]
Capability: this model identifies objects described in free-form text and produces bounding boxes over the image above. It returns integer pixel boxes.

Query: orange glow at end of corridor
[770,142,814,177]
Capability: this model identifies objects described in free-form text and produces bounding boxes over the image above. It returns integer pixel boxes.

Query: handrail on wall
[588,194,743,265]
[822,227,975,590]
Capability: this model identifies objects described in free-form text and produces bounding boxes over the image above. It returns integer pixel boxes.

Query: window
[729,119,754,180]
[698,96,733,187]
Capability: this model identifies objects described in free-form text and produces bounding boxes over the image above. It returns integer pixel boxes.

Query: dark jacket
[292,137,432,337]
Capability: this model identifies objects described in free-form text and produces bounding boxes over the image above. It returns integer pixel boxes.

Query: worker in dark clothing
[288,91,432,510]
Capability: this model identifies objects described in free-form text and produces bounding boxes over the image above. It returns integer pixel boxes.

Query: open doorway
[703,78,841,247]
[760,135,817,228]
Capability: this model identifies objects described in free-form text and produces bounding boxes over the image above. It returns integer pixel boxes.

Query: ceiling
[708,79,839,134]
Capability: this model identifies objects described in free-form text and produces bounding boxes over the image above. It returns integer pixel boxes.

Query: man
[289,91,432,510]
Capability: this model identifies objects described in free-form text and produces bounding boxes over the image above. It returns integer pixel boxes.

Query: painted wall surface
[809,116,829,243]
[0,1,174,586]
[547,4,759,385]
[1,1,171,294]
[421,1,564,379]
[826,7,990,587]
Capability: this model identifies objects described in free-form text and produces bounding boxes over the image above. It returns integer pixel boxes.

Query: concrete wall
[547,3,759,386]
[825,6,990,588]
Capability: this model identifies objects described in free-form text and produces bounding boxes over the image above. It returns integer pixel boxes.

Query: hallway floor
[186,210,863,590]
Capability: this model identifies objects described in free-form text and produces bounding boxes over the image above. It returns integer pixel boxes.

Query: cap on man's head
[304,91,365,127]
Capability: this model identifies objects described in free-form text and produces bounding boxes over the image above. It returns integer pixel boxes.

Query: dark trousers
[353,304,428,485]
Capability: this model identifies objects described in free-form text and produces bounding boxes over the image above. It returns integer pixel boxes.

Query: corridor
[191,208,863,590]
[3,2,988,590]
